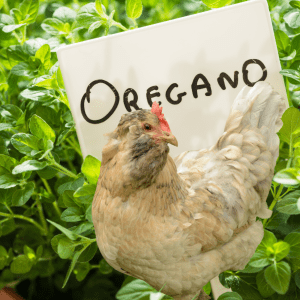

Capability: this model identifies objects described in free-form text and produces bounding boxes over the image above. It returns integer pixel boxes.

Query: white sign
[57,0,287,161]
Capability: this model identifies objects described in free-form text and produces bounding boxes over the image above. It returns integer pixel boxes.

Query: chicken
[92,81,286,300]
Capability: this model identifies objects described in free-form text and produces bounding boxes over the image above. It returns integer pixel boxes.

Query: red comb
[151,101,171,133]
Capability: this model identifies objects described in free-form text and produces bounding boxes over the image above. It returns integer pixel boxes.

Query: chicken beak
[162,131,178,147]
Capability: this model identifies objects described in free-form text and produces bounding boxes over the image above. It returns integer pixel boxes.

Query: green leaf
[249,251,272,268]
[99,258,113,274]
[75,13,100,29]
[57,237,76,259]
[11,62,34,77]
[29,114,56,143]
[217,292,243,300]
[273,168,299,186]
[275,30,290,53]
[10,8,22,24]
[288,61,300,86]
[12,182,35,206]
[10,254,33,274]
[277,190,300,215]
[0,246,8,270]
[47,219,79,241]
[6,45,29,64]
[12,160,48,174]
[264,261,291,294]
[2,23,26,33]
[256,270,275,298]
[284,232,300,258]
[60,190,78,208]
[11,133,40,156]
[280,49,297,61]
[37,165,58,179]
[78,242,98,262]
[284,10,300,28]
[116,279,157,300]
[0,104,22,122]
[35,44,51,70]
[0,154,17,172]
[74,184,96,198]
[240,263,263,273]
[1,218,16,236]
[0,13,14,25]
[88,20,104,34]
[278,108,300,145]
[85,203,92,222]
[41,18,66,35]
[23,38,47,56]
[81,155,101,185]
[19,0,39,24]
[69,223,93,236]
[62,250,81,288]
[36,245,43,260]
[273,241,290,261]
[74,262,90,281]
[290,1,300,9]
[20,88,53,102]
[35,78,58,90]
[0,174,19,189]
[0,187,17,205]
[126,0,143,19]
[95,0,106,17]
[280,69,300,84]
[202,0,231,8]
[56,67,64,89]
[257,229,277,250]
[291,34,300,61]
[56,127,74,146]
[0,123,14,132]
[202,281,211,296]
[295,270,300,289]
[53,7,76,23]
[57,177,84,195]
[24,245,35,260]
[61,207,84,222]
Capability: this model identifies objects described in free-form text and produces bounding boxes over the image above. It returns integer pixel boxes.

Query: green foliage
[116,279,166,300]
[217,292,243,300]
[0,0,299,299]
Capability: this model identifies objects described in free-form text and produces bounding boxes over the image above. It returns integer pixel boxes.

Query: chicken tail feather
[225,81,286,165]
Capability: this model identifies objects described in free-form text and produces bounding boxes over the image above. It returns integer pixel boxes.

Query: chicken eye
[144,124,152,130]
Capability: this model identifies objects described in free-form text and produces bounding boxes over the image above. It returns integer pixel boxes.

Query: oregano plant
[0,0,299,299]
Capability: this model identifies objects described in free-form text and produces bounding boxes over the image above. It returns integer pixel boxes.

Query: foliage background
[0,0,300,299]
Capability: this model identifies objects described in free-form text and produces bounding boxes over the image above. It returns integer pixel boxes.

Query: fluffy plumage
[92,81,286,300]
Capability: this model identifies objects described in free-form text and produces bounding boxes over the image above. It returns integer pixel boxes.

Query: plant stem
[275,184,284,200]
[66,137,82,157]
[0,218,9,224]
[91,265,100,269]
[35,196,48,235]
[63,147,77,173]
[0,212,46,235]
[47,153,78,179]
[112,20,128,31]
[4,203,13,215]
[263,184,284,228]
[40,177,61,217]
[12,31,22,44]
[51,160,78,179]
[286,76,292,107]
[21,26,26,44]
[3,0,10,14]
